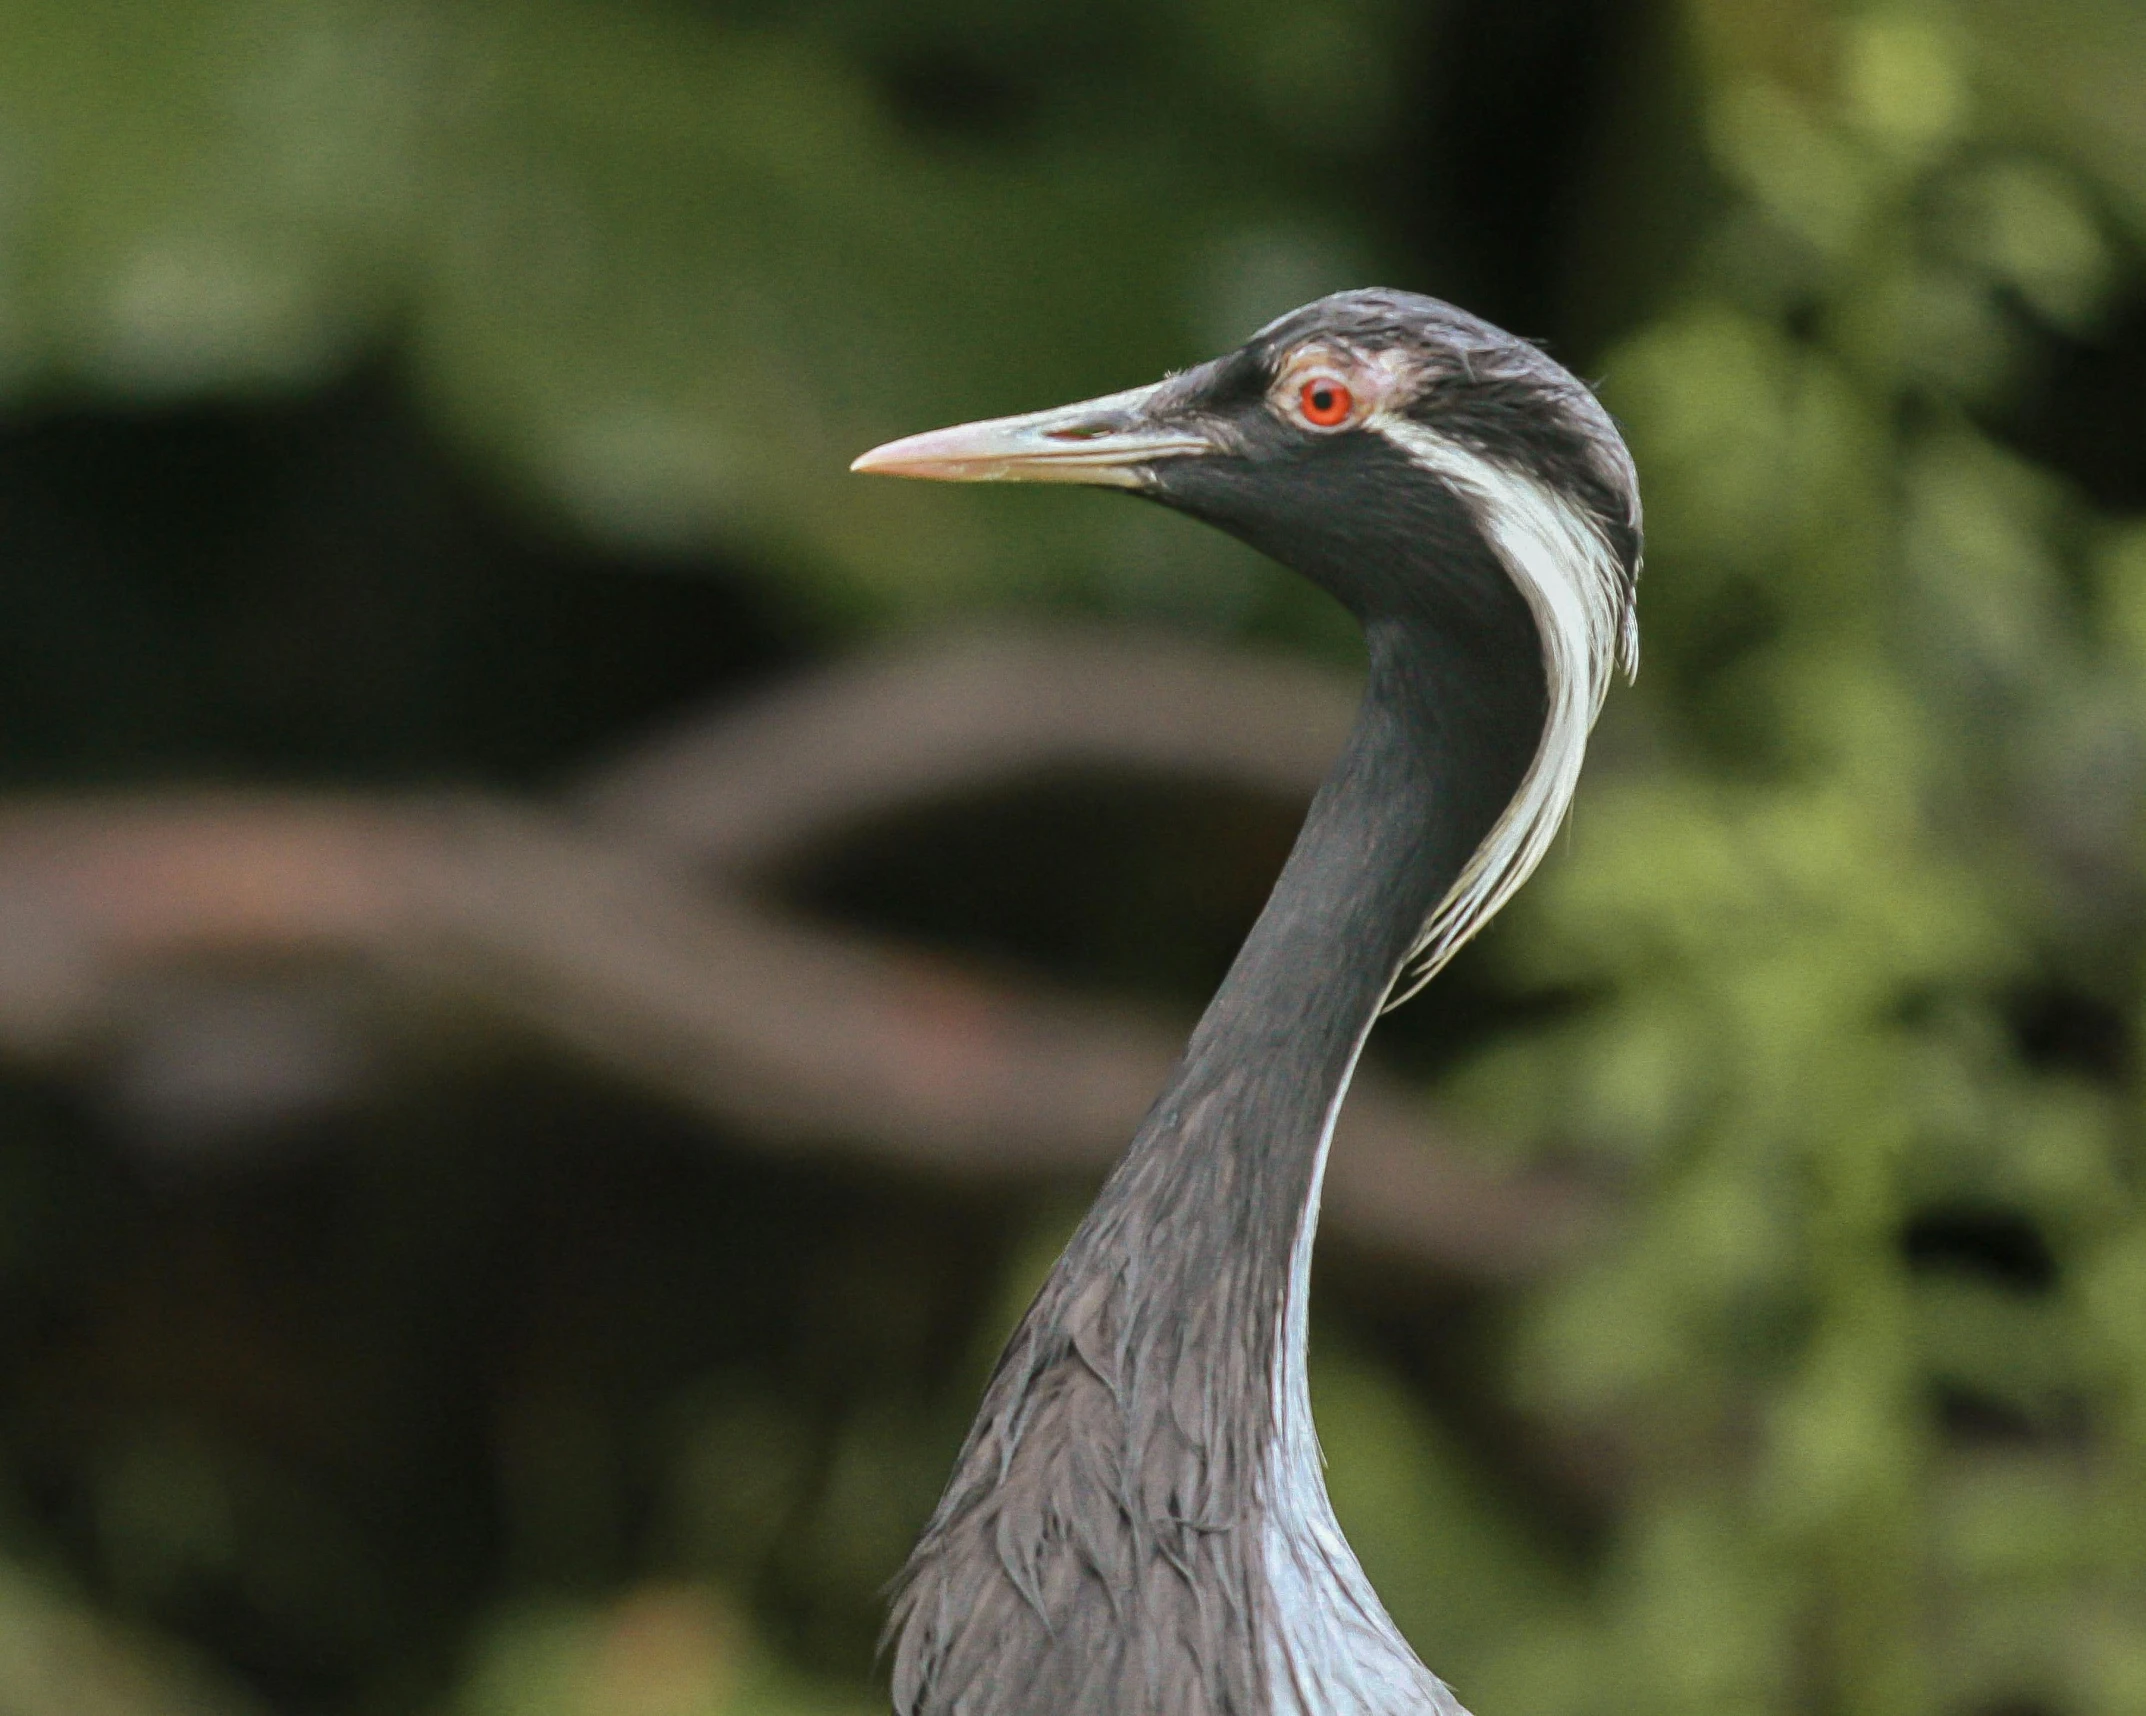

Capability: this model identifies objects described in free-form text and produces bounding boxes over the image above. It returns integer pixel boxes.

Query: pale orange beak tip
[849,382,1211,488]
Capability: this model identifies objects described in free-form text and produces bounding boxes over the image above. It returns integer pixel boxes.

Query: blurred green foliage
[1454,6,2146,1713]
[1,1,2145,1715]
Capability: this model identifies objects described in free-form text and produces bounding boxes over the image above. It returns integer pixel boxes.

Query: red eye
[1298,377,1354,427]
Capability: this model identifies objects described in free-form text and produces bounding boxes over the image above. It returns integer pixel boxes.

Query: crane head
[851,288,1640,664]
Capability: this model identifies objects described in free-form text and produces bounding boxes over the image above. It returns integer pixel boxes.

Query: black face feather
[1145,410,1500,610]
[1136,288,1643,607]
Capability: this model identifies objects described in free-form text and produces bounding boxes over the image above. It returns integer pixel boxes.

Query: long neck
[1074,604,1545,1447]
[889,586,1547,1716]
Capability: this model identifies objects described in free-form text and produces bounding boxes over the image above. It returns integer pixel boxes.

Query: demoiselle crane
[852,289,1641,1716]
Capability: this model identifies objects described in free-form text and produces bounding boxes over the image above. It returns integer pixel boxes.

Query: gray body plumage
[855,291,1642,1716]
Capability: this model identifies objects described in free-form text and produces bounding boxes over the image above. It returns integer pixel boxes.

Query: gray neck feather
[887,605,1544,1716]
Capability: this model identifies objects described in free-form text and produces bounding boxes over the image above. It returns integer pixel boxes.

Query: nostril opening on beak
[1045,420,1119,441]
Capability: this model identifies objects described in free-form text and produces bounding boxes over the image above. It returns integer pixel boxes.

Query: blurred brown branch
[0,628,1602,1280]
[581,626,1366,867]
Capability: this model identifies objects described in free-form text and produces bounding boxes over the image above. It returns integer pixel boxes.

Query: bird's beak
[850,382,1213,489]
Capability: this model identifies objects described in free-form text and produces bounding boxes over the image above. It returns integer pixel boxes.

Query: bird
[849,289,1641,1716]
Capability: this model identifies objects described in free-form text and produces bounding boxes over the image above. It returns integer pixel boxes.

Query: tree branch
[0,629,1605,1279]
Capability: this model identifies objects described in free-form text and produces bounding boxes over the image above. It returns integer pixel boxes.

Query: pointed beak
[850,381,1214,489]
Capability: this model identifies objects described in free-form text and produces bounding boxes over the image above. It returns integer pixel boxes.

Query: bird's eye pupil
[1299,378,1353,427]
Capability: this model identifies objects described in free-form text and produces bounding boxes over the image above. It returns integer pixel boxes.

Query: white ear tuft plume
[1371,417,1636,1007]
